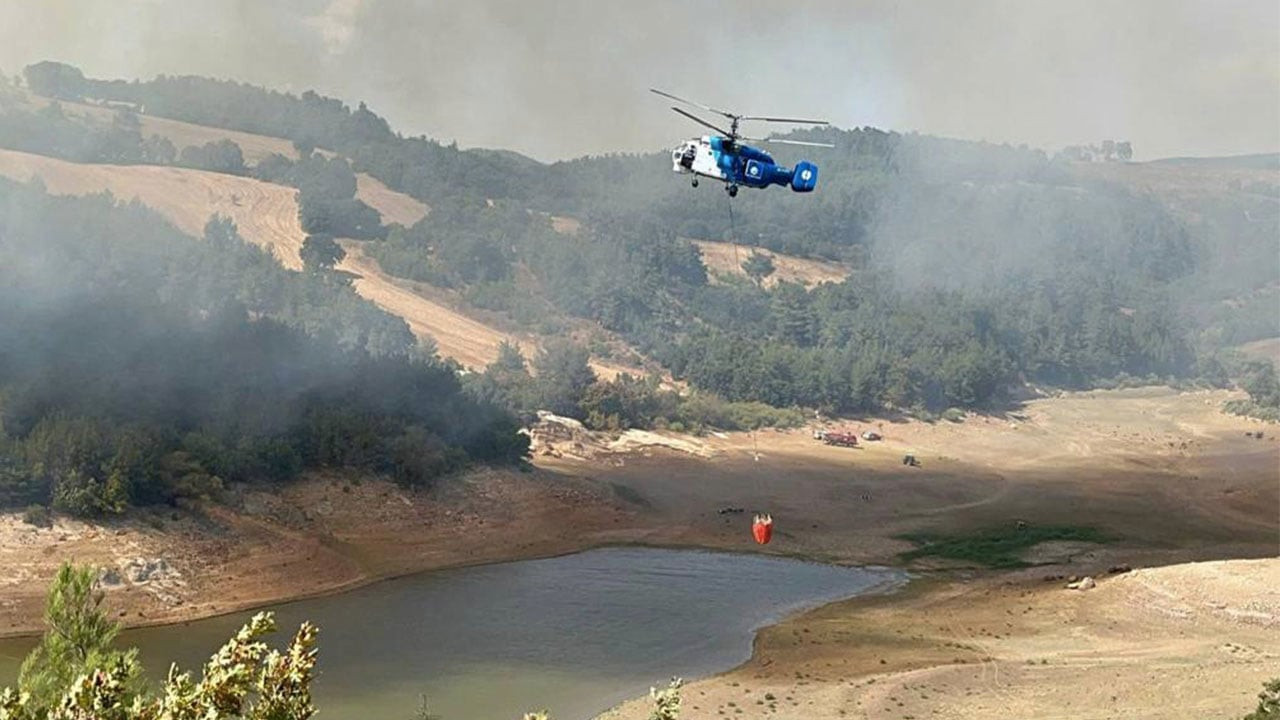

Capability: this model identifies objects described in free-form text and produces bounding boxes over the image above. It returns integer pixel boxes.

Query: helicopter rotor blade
[651,88,738,119]
[756,137,836,148]
[669,106,733,137]
[740,116,830,126]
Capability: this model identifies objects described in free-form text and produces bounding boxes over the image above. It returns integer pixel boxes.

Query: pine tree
[18,563,142,709]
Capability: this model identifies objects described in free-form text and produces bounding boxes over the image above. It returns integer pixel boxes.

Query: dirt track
[338,242,537,367]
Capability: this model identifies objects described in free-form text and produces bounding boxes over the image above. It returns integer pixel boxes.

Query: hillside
[0,147,647,379]
[693,239,849,288]
[0,148,513,367]
[0,147,308,267]
[21,90,428,227]
[22,91,297,163]
[5,64,1279,420]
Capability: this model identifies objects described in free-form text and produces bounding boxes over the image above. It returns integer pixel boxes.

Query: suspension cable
[725,191,740,269]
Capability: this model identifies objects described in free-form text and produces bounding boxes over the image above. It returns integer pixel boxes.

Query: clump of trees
[741,252,776,285]
[176,138,246,175]
[21,61,88,100]
[254,152,386,240]
[1224,359,1280,421]
[1,563,684,720]
[467,341,806,434]
[1058,139,1134,162]
[0,101,176,165]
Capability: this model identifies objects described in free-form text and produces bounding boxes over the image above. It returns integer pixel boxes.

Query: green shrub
[899,525,1112,568]
[22,504,51,528]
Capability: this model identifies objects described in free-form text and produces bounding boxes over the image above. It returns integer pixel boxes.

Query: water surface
[0,548,903,719]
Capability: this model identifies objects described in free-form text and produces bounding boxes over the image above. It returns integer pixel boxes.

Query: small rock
[1066,576,1096,591]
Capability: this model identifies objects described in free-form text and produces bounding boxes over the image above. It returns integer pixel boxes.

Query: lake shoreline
[3,387,1276,717]
[0,536,896,642]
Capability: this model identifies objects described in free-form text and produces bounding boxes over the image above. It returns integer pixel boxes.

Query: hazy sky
[1,0,1277,161]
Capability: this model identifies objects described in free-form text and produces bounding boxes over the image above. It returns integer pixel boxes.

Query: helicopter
[652,88,834,197]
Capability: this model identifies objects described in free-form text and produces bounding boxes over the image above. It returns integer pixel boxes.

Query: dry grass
[0,147,307,268]
[550,215,582,234]
[355,173,429,227]
[693,239,849,288]
[1239,337,1280,366]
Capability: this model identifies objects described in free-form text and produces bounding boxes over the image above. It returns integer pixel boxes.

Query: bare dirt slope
[0,148,492,363]
[694,239,849,288]
[338,242,537,367]
[1072,157,1279,203]
[0,468,633,637]
[550,215,849,289]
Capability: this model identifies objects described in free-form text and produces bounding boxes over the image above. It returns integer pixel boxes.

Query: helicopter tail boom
[790,161,818,192]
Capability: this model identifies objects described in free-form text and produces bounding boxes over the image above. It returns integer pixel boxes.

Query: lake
[0,547,904,719]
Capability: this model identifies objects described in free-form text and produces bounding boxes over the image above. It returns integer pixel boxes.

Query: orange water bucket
[752,513,773,545]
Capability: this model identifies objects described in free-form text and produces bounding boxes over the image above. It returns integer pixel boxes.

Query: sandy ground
[600,559,1280,720]
[579,387,1278,720]
[694,239,850,288]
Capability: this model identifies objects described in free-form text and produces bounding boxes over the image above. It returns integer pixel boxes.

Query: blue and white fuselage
[671,135,818,192]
